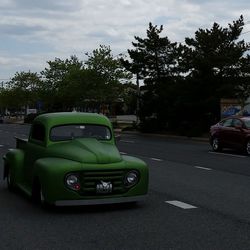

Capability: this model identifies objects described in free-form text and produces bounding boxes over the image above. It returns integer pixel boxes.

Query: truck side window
[31,123,45,142]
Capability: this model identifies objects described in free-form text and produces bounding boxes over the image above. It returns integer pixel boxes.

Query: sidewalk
[2,117,24,124]
[115,129,209,142]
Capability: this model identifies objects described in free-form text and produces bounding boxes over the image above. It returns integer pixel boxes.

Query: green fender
[123,156,149,195]
[33,158,82,203]
[3,149,25,184]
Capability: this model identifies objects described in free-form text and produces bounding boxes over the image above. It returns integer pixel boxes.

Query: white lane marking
[120,140,135,143]
[120,152,127,155]
[0,145,4,147]
[194,166,212,171]
[8,148,14,151]
[165,200,197,209]
[208,151,246,158]
[150,158,163,162]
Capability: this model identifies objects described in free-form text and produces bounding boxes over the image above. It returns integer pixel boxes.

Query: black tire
[6,167,15,191]
[211,137,222,152]
[245,140,250,156]
[32,180,49,208]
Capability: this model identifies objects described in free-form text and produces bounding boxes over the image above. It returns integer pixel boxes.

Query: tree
[121,23,180,130]
[7,71,42,111]
[234,54,250,107]
[39,47,132,113]
[41,56,83,110]
[180,15,250,130]
[85,45,132,113]
[0,88,22,111]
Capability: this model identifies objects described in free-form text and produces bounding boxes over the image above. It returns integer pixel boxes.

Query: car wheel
[212,137,221,152]
[245,140,250,156]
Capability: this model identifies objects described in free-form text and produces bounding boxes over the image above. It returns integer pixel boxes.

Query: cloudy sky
[0,0,249,80]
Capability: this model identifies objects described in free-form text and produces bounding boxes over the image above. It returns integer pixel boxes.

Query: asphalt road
[1,124,250,250]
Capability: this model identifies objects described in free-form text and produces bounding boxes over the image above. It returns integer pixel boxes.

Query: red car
[210,116,250,155]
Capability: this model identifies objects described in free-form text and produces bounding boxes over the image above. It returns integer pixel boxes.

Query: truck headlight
[65,174,81,191]
[124,171,139,187]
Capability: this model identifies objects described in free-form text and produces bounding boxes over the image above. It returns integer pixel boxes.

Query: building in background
[220,98,250,118]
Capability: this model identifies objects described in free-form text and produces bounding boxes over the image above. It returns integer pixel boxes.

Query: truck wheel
[32,180,50,208]
[40,188,46,205]
[33,180,43,203]
[7,168,14,191]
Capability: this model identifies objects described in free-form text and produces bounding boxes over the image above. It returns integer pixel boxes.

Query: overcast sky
[0,0,249,80]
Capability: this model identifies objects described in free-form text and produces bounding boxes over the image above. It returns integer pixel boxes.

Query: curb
[119,130,209,143]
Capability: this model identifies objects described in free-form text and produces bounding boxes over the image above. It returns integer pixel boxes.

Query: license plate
[96,181,112,194]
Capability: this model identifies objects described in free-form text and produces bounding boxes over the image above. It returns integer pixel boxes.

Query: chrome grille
[79,170,127,195]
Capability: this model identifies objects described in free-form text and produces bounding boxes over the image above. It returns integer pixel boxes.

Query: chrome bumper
[55,195,147,206]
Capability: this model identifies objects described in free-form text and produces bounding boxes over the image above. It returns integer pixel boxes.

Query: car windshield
[50,124,111,141]
[242,119,250,129]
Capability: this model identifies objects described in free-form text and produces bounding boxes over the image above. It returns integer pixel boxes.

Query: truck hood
[48,138,122,164]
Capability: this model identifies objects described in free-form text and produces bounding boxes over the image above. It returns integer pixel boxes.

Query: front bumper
[54,195,147,206]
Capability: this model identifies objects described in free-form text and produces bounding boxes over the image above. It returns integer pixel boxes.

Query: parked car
[210,116,250,155]
[3,112,148,206]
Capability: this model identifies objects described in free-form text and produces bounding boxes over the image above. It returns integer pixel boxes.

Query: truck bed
[15,137,28,150]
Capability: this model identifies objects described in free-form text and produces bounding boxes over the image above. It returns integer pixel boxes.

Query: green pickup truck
[3,112,148,206]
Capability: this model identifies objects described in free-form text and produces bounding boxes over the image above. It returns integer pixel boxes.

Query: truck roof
[34,112,111,128]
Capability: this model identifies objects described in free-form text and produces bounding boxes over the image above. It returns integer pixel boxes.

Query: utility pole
[136,72,140,124]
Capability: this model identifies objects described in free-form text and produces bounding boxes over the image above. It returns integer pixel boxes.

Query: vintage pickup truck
[3,112,148,206]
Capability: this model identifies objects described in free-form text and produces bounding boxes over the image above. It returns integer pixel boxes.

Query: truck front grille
[79,170,127,196]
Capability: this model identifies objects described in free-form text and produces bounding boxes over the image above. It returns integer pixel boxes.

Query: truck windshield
[50,124,111,141]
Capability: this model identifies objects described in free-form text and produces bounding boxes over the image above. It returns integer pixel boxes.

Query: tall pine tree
[181,15,250,129]
[121,23,180,131]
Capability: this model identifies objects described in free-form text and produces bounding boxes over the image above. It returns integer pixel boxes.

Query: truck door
[23,122,46,186]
